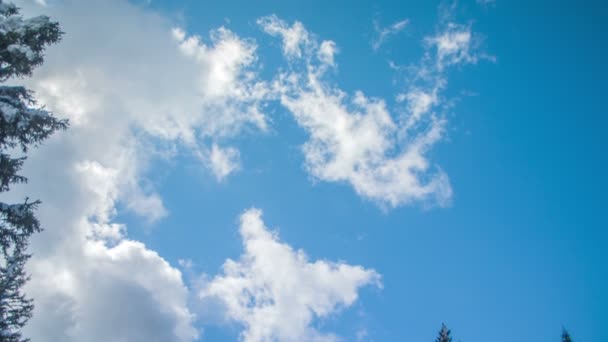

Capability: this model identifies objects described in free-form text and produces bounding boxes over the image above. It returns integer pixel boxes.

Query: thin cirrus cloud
[371,18,409,51]
[201,209,381,342]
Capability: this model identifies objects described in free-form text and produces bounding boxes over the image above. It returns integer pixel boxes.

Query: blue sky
[9,0,607,341]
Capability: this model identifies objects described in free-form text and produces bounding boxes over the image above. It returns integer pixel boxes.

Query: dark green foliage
[0,154,25,192]
[0,200,40,342]
[562,328,572,342]
[0,1,64,341]
[0,2,62,81]
[0,86,68,152]
[435,323,452,342]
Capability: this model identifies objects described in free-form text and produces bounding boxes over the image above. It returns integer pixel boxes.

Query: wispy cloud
[259,14,488,208]
[476,0,496,6]
[371,18,409,51]
[197,143,241,181]
[257,14,312,59]
[425,23,477,70]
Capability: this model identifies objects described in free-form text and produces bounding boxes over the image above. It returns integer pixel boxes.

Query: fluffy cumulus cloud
[171,26,269,138]
[27,240,197,341]
[3,0,486,339]
[201,209,381,342]
[8,0,272,340]
[259,15,486,207]
[6,1,383,340]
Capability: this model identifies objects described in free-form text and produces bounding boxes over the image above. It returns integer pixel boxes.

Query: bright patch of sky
[8,0,607,341]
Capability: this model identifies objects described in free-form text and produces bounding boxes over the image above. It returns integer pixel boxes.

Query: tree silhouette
[435,323,452,342]
[0,1,65,340]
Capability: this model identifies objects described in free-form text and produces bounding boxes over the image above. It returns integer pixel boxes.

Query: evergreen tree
[435,323,452,342]
[562,328,572,342]
[0,1,65,341]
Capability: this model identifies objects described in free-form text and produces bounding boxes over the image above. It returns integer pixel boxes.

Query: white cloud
[172,27,269,137]
[426,23,476,70]
[6,0,272,340]
[317,40,338,67]
[201,209,381,342]
[396,86,440,130]
[279,82,451,206]
[257,15,311,59]
[356,328,369,341]
[198,143,241,181]
[27,239,198,341]
[260,16,485,207]
[1,2,489,340]
[371,18,409,51]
